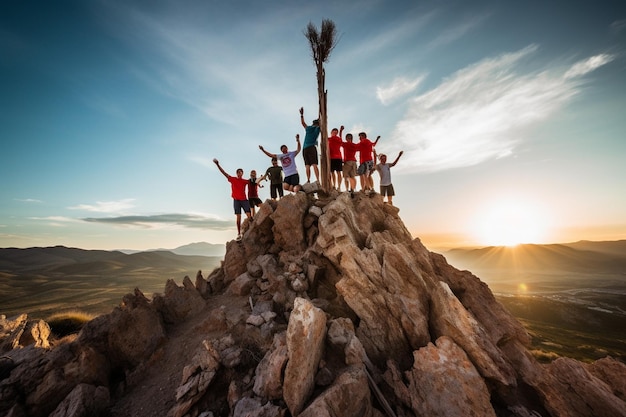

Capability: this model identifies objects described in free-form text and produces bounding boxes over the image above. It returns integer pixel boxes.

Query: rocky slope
[1,190,625,417]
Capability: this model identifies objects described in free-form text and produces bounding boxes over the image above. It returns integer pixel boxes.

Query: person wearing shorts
[262,158,284,200]
[328,126,344,190]
[248,170,263,216]
[213,158,251,241]
[342,133,358,193]
[299,107,320,183]
[356,132,380,193]
[259,134,302,193]
[374,149,403,205]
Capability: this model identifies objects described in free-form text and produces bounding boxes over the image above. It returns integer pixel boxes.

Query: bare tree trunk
[318,66,330,192]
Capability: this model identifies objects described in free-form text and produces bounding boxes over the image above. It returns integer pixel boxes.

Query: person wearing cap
[259,134,302,193]
[261,157,284,200]
[213,158,251,241]
[299,107,321,183]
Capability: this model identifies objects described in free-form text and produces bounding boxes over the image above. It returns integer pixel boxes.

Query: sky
[1,0,625,252]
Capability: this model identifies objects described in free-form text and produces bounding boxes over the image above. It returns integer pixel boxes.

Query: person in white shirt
[373,150,403,205]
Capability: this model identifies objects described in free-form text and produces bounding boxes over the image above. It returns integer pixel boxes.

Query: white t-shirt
[376,163,392,186]
[278,151,298,177]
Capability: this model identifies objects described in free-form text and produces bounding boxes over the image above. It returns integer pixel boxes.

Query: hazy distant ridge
[0,245,222,318]
[445,240,626,273]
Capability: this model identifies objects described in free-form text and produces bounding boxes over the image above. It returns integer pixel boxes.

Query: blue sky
[1,0,625,251]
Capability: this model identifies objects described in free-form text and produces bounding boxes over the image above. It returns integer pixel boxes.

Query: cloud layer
[82,213,232,231]
[391,46,615,173]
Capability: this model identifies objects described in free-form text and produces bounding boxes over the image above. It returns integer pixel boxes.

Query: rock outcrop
[1,190,625,417]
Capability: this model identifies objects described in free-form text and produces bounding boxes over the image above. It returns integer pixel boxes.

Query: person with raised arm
[356,132,380,193]
[259,134,303,193]
[299,107,321,183]
[374,149,404,205]
[213,158,251,241]
[328,125,344,191]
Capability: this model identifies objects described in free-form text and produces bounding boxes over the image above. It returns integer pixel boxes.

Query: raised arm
[339,125,344,139]
[374,135,381,146]
[293,134,302,156]
[299,107,307,128]
[390,151,404,167]
[213,158,229,178]
[259,145,277,159]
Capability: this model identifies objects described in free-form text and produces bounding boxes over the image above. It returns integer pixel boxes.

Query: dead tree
[304,19,338,193]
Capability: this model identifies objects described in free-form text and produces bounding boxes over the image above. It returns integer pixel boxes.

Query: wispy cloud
[15,198,42,203]
[68,199,136,213]
[376,75,426,105]
[392,46,615,173]
[564,54,615,79]
[427,12,491,49]
[82,213,232,231]
[610,19,626,35]
[30,216,80,227]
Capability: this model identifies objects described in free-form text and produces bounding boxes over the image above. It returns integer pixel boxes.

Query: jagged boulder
[283,297,327,416]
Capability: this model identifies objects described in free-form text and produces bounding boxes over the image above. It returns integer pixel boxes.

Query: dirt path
[109,293,249,417]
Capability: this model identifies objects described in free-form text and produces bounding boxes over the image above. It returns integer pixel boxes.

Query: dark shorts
[234,199,251,215]
[270,184,284,199]
[380,184,395,197]
[357,160,374,176]
[330,158,343,172]
[284,173,300,186]
[342,160,357,178]
[249,197,263,207]
[303,146,318,166]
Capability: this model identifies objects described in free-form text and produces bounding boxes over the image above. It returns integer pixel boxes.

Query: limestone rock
[405,336,496,417]
[49,383,110,417]
[253,332,288,400]
[298,365,373,417]
[547,357,626,417]
[283,297,327,416]
[271,193,308,252]
[153,279,205,324]
[587,356,626,401]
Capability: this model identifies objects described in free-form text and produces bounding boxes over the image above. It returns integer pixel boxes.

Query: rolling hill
[0,246,222,319]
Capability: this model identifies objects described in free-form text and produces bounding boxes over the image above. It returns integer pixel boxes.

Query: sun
[472,197,548,247]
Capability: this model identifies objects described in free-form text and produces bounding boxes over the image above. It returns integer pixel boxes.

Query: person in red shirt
[248,170,264,216]
[341,133,359,193]
[327,126,344,191]
[213,158,251,241]
[356,132,380,193]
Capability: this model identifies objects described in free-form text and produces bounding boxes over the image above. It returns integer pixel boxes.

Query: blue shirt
[303,125,321,149]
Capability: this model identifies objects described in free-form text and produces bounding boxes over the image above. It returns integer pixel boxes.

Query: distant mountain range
[0,245,222,319]
[120,241,226,257]
[444,240,626,275]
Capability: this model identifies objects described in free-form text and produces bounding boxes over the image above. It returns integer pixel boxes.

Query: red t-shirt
[328,135,343,159]
[228,176,248,201]
[343,141,358,162]
[248,179,259,198]
[357,138,374,164]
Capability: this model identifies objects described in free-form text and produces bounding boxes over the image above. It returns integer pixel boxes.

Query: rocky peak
[1,191,625,417]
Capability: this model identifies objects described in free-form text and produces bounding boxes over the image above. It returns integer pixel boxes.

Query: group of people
[214,107,404,241]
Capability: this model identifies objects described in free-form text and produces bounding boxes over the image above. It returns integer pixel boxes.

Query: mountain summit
[1,191,625,417]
